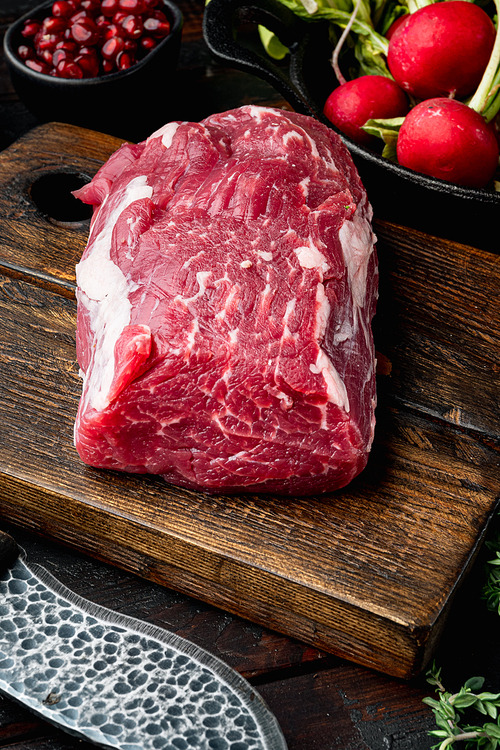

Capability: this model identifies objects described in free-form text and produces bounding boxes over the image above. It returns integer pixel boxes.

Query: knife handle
[0,529,19,572]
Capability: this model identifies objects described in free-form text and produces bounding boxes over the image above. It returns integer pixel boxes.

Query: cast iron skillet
[203,0,500,252]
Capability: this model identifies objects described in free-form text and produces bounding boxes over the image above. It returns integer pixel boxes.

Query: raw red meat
[74,105,378,496]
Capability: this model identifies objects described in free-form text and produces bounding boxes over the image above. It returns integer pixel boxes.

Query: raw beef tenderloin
[74,105,378,496]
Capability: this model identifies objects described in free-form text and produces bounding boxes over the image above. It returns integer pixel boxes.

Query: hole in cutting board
[30,172,93,224]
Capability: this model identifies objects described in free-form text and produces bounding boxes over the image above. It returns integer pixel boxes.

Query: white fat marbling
[314,283,331,340]
[76,175,153,412]
[148,121,180,149]
[294,240,329,272]
[174,271,211,304]
[310,350,349,412]
[338,199,376,309]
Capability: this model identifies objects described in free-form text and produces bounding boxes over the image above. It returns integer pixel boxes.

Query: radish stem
[406,0,433,12]
[468,0,500,120]
[331,0,363,85]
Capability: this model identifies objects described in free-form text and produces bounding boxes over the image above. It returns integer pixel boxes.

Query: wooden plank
[0,123,124,295]
[0,123,499,679]
[257,665,436,750]
[374,221,500,439]
[0,270,498,678]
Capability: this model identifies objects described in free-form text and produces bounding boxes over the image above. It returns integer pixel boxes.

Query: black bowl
[203,0,500,252]
[4,0,183,143]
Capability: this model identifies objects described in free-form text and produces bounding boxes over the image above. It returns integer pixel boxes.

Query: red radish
[489,114,500,148]
[397,98,499,188]
[388,1,496,100]
[323,75,409,146]
[385,14,408,41]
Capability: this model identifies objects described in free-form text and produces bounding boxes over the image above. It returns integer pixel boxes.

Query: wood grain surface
[0,122,499,680]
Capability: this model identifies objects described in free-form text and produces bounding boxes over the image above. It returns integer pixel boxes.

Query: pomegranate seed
[71,19,99,44]
[143,16,169,38]
[75,52,99,76]
[70,9,91,22]
[56,58,84,77]
[116,49,135,68]
[77,44,97,55]
[25,58,52,73]
[52,0,77,17]
[55,39,78,51]
[35,31,64,51]
[21,20,41,37]
[17,44,35,60]
[102,57,115,73]
[102,22,121,39]
[52,47,73,66]
[80,0,101,11]
[42,16,68,34]
[138,35,156,52]
[101,34,124,58]
[121,14,143,38]
[40,48,55,63]
[118,0,145,14]
[148,9,167,21]
[94,14,109,28]
[100,0,119,15]
[18,0,169,78]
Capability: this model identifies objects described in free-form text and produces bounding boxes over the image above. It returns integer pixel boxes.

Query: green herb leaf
[483,724,500,739]
[425,668,500,750]
[423,697,443,709]
[360,116,405,161]
[485,703,499,719]
[478,693,500,702]
[452,694,480,709]
[258,26,290,59]
[466,678,487,691]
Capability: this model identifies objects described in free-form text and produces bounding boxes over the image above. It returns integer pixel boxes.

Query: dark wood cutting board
[0,122,499,680]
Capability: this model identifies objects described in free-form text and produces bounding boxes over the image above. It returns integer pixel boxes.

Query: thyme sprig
[482,532,500,616]
[424,664,500,749]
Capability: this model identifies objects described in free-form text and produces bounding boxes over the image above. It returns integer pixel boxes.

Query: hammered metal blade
[0,554,288,750]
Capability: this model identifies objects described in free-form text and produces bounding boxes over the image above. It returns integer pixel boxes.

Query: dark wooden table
[1,2,500,749]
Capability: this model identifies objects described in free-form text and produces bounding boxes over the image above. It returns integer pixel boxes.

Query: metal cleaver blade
[0,528,288,750]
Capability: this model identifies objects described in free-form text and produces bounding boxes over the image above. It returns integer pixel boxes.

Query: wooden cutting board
[0,122,499,680]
